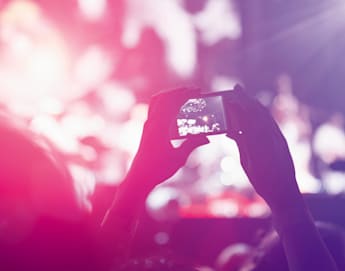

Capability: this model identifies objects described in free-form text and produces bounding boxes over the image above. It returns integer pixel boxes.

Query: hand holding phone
[170,91,230,139]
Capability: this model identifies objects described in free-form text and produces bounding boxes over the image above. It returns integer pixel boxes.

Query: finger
[148,88,202,140]
[225,91,278,143]
[224,91,279,171]
[161,87,201,119]
[234,83,244,92]
[151,85,199,100]
[148,87,201,121]
[223,86,254,127]
[150,86,201,109]
[175,136,209,162]
[225,102,249,141]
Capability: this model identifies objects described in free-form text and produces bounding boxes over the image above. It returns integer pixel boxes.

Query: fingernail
[234,84,243,92]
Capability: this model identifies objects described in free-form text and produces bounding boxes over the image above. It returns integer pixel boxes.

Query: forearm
[224,85,338,270]
[98,171,154,267]
[270,193,338,271]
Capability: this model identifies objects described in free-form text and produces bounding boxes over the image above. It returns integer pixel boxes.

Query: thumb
[177,136,210,160]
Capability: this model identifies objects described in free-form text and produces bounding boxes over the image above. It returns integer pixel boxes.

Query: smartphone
[171,91,229,139]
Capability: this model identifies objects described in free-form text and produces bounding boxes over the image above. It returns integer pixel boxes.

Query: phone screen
[171,94,228,138]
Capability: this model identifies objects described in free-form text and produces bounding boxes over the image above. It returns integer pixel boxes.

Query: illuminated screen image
[175,95,227,137]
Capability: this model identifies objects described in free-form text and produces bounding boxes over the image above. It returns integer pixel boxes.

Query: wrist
[270,196,313,235]
[123,168,157,194]
[268,191,305,214]
[262,175,303,210]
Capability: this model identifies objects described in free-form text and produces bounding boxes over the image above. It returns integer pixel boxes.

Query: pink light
[208,199,239,217]
[27,46,68,87]
[78,0,107,21]
[74,46,113,90]
[0,0,71,108]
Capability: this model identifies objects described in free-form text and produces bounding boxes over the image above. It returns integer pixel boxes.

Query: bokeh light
[0,0,343,220]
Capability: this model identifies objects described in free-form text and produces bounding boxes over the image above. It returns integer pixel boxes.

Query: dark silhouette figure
[0,86,340,271]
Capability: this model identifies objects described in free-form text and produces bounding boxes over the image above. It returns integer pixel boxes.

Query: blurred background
[1,0,345,264]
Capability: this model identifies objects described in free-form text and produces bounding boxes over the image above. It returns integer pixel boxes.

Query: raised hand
[129,87,209,189]
[224,85,338,271]
[224,85,302,210]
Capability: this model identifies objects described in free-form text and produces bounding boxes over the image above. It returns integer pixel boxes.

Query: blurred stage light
[0,0,71,111]
[31,115,80,154]
[0,0,41,27]
[75,46,113,90]
[78,0,107,21]
[37,98,64,115]
[296,172,321,194]
[220,156,235,173]
[130,103,149,121]
[27,46,68,87]
[97,153,126,184]
[216,243,252,271]
[208,199,239,217]
[313,115,345,163]
[220,172,233,186]
[146,187,181,221]
[99,82,136,117]
[154,232,169,245]
[69,164,96,212]
[193,0,241,45]
[115,117,144,157]
[61,108,106,139]
[147,187,178,210]
[124,0,196,77]
[211,76,238,91]
[246,201,269,218]
[323,171,345,194]
[106,105,147,172]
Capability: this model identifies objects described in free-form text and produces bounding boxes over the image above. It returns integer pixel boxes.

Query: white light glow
[115,118,144,157]
[211,76,238,91]
[193,0,242,45]
[27,47,67,86]
[246,202,270,217]
[0,0,71,110]
[124,0,196,77]
[61,111,106,139]
[220,172,233,186]
[69,164,96,212]
[78,0,107,21]
[75,46,113,90]
[30,115,80,154]
[313,122,345,163]
[323,172,345,194]
[97,153,126,185]
[147,187,178,210]
[38,98,64,115]
[99,82,136,117]
[208,199,239,217]
[220,156,236,172]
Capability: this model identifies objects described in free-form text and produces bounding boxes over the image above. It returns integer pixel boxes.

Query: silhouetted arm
[225,85,338,271]
[99,88,209,268]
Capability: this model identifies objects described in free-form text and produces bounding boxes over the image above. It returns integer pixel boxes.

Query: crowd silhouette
[0,85,342,271]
